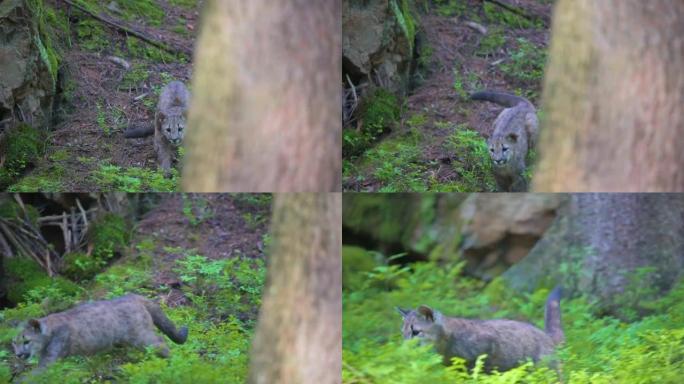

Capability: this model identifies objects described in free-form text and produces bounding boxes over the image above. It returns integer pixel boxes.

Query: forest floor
[343,0,553,192]
[8,0,201,192]
[0,193,271,382]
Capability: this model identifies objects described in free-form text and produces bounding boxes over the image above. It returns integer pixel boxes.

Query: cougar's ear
[507,133,519,143]
[417,305,435,322]
[396,307,411,318]
[28,319,41,330]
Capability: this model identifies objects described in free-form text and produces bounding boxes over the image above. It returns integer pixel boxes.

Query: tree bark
[249,193,341,384]
[182,0,342,192]
[533,0,684,192]
[503,193,684,318]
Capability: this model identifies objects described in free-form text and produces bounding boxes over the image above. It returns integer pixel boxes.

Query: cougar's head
[13,319,47,360]
[488,133,519,167]
[159,109,186,146]
[396,306,443,344]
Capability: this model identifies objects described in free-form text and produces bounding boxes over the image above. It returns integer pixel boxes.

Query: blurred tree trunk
[503,194,684,318]
[533,0,684,192]
[182,0,341,192]
[249,193,341,384]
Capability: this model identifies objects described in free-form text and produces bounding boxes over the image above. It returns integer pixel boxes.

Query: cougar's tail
[544,286,564,345]
[123,125,155,138]
[143,299,188,344]
[470,91,530,108]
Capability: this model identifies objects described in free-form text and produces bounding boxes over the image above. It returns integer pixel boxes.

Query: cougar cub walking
[13,294,188,370]
[124,81,190,176]
[397,287,563,372]
[471,91,539,192]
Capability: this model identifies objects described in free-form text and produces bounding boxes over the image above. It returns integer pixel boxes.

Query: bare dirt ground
[21,1,202,191]
[133,194,270,318]
[345,0,553,191]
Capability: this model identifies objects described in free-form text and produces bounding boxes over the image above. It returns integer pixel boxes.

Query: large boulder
[0,0,56,132]
[457,194,566,279]
[343,0,414,96]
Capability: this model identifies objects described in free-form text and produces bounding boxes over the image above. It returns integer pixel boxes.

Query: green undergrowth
[342,249,684,383]
[500,38,547,86]
[1,236,265,383]
[0,124,46,189]
[445,125,496,192]
[344,89,401,158]
[92,163,179,192]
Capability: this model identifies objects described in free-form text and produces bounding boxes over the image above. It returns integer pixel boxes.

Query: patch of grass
[120,65,151,89]
[484,2,544,29]
[364,133,427,192]
[92,164,179,192]
[406,113,428,129]
[433,0,468,17]
[168,0,198,9]
[500,38,547,83]
[445,124,496,192]
[476,27,506,57]
[126,36,185,63]
[116,0,164,27]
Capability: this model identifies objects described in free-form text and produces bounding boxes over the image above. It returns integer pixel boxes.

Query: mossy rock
[343,246,381,291]
[88,213,130,260]
[362,89,400,137]
[5,258,80,305]
[61,252,104,281]
[0,124,44,188]
[0,200,40,227]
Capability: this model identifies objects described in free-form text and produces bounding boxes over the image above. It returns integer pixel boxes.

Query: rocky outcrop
[342,0,414,96]
[342,194,563,278]
[457,194,565,279]
[0,0,56,133]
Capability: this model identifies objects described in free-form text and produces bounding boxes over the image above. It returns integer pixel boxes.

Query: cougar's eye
[411,326,420,337]
[166,128,171,133]
[489,148,494,153]
[502,146,508,153]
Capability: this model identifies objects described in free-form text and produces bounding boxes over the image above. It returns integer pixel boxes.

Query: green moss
[483,2,544,29]
[344,87,401,158]
[126,36,183,63]
[8,170,65,192]
[76,19,108,51]
[363,89,401,137]
[26,0,69,89]
[5,258,80,305]
[89,213,129,261]
[0,124,44,188]
[61,252,105,281]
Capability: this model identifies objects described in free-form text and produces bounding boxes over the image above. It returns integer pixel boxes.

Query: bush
[61,252,104,281]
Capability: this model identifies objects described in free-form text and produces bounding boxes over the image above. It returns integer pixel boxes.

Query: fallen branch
[61,0,192,56]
